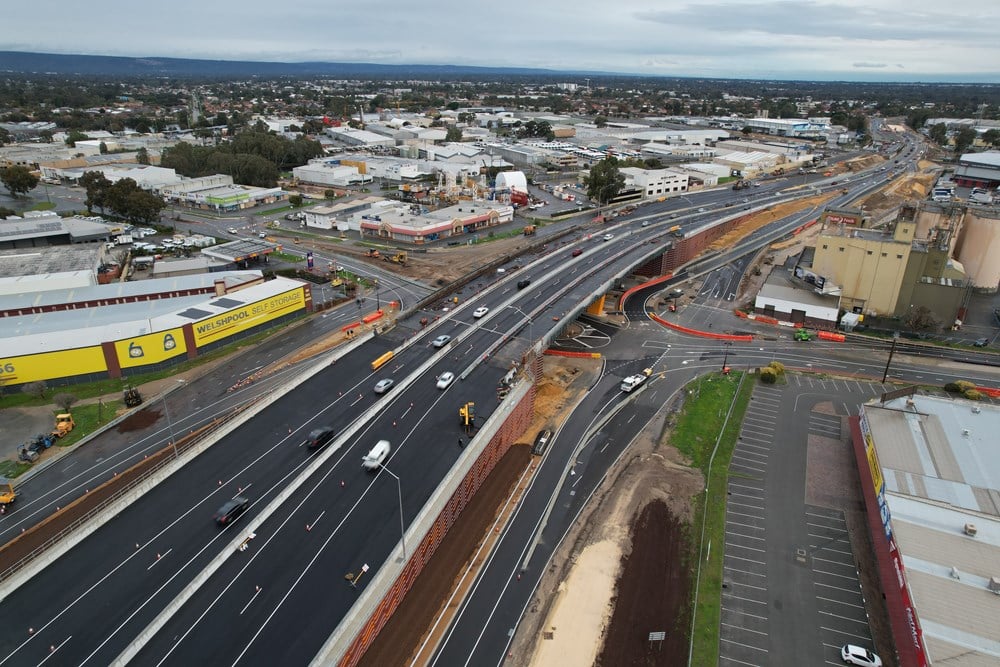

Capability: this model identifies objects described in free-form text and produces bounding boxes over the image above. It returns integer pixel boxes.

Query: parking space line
[721,593,768,605]
[719,654,765,666]
[813,570,860,582]
[726,554,766,565]
[726,580,768,592]
[719,637,769,652]
[725,566,766,577]
[813,556,857,569]
[721,622,767,636]
[820,625,872,639]
[815,546,853,557]
[819,610,871,625]
[728,500,765,511]
[732,456,768,468]
[728,483,764,494]
[815,581,862,594]
[726,520,764,531]
[730,462,767,473]
[728,543,766,553]
[735,442,771,453]
[805,510,844,521]
[817,595,865,610]
[726,531,765,542]
[727,510,765,522]
[733,451,769,463]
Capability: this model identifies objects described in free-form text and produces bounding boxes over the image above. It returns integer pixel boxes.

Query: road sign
[648,631,666,641]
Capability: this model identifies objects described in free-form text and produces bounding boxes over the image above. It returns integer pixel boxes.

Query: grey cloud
[635,1,998,43]
[853,62,888,69]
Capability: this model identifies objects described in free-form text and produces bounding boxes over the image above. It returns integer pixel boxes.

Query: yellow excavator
[0,478,17,508]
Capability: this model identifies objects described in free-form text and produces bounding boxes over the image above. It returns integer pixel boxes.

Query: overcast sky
[4,0,999,82]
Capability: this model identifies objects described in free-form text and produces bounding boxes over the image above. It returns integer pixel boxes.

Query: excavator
[0,478,16,509]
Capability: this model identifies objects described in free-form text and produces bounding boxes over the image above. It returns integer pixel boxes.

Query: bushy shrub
[759,367,777,384]
[945,380,977,393]
[768,361,785,376]
[963,389,983,401]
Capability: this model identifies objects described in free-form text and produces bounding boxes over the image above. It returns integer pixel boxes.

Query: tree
[80,171,112,213]
[324,189,337,200]
[984,129,1000,147]
[64,130,89,147]
[954,127,976,155]
[904,305,940,332]
[22,381,47,399]
[99,141,108,154]
[929,123,948,146]
[594,116,608,128]
[0,165,40,197]
[584,157,625,206]
[52,392,78,411]
[288,194,303,207]
[445,126,463,142]
[136,147,150,165]
[0,127,10,146]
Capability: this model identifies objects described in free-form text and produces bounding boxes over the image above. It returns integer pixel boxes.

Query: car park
[432,334,451,348]
[213,496,249,526]
[841,644,882,667]
[436,372,455,389]
[602,233,614,241]
[361,440,391,470]
[302,426,335,450]
[473,306,489,319]
[373,378,394,394]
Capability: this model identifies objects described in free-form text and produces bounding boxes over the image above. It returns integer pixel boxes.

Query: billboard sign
[193,288,305,346]
[114,327,187,369]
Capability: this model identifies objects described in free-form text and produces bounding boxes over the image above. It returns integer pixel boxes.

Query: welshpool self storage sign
[193,288,305,346]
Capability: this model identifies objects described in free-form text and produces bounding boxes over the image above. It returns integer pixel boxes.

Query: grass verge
[671,372,754,665]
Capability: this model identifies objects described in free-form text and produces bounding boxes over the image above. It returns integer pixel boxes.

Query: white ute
[620,368,653,393]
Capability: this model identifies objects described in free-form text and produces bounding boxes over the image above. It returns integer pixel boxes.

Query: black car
[303,426,335,450]
[517,279,531,290]
[213,496,249,525]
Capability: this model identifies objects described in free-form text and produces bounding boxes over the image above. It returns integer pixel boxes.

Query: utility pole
[882,334,898,384]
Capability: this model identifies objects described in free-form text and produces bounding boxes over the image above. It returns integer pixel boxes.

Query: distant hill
[0,51,580,78]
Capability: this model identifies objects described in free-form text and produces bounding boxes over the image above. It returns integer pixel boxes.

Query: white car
[841,644,882,667]
[432,334,451,348]
[641,221,650,227]
[373,378,394,394]
[227,227,238,234]
[436,372,455,389]
[602,233,614,241]
[473,306,489,319]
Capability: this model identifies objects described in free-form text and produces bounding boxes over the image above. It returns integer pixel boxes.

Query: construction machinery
[523,225,536,236]
[459,402,475,435]
[731,179,751,191]
[794,328,813,342]
[123,384,143,407]
[0,478,16,508]
[668,225,684,238]
[365,249,381,259]
[51,413,75,439]
[383,251,407,266]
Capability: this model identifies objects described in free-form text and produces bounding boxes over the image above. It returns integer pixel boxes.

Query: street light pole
[378,463,407,562]
[162,393,178,459]
[722,341,732,372]
[507,304,534,345]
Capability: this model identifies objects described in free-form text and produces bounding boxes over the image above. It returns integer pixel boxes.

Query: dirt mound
[116,407,160,433]
[709,193,835,252]
[595,501,690,667]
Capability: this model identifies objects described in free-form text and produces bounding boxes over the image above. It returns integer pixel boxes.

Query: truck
[668,225,684,238]
[620,368,653,393]
[0,478,16,508]
[731,179,751,191]
[51,413,75,439]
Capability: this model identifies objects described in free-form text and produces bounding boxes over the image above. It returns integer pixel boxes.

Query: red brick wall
[338,386,536,666]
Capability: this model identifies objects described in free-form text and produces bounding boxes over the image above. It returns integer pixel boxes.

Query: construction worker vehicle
[459,402,475,434]
[794,328,813,342]
[51,413,75,439]
[20,433,56,462]
[383,251,407,266]
[668,225,684,238]
[523,225,536,236]
[731,179,751,191]
[123,384,143,407]
[0,478,16,508]
[365,249,381,259]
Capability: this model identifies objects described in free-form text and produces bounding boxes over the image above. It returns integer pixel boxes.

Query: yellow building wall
[113,327,188,369]
[193,287,305,347]
[1,347,107,385]
[814,233,911,315]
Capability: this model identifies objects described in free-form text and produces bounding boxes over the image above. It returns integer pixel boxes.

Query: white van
[362,440,391,470]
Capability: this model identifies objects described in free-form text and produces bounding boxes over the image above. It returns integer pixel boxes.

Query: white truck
[620,368,653,393]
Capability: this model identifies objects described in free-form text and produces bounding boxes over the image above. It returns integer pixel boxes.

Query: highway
[3,128,969,666]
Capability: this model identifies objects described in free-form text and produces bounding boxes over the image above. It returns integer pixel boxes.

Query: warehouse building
[853,393,1000,667]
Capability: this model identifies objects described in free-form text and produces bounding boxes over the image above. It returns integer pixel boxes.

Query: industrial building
[357,200,514,244]
[618,167,690,199]
[852,393,1000,667]
[0,273,309,387]
[953,151,1000,190]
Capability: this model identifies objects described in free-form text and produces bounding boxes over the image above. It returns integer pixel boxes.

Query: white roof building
[857,394,1000,667]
